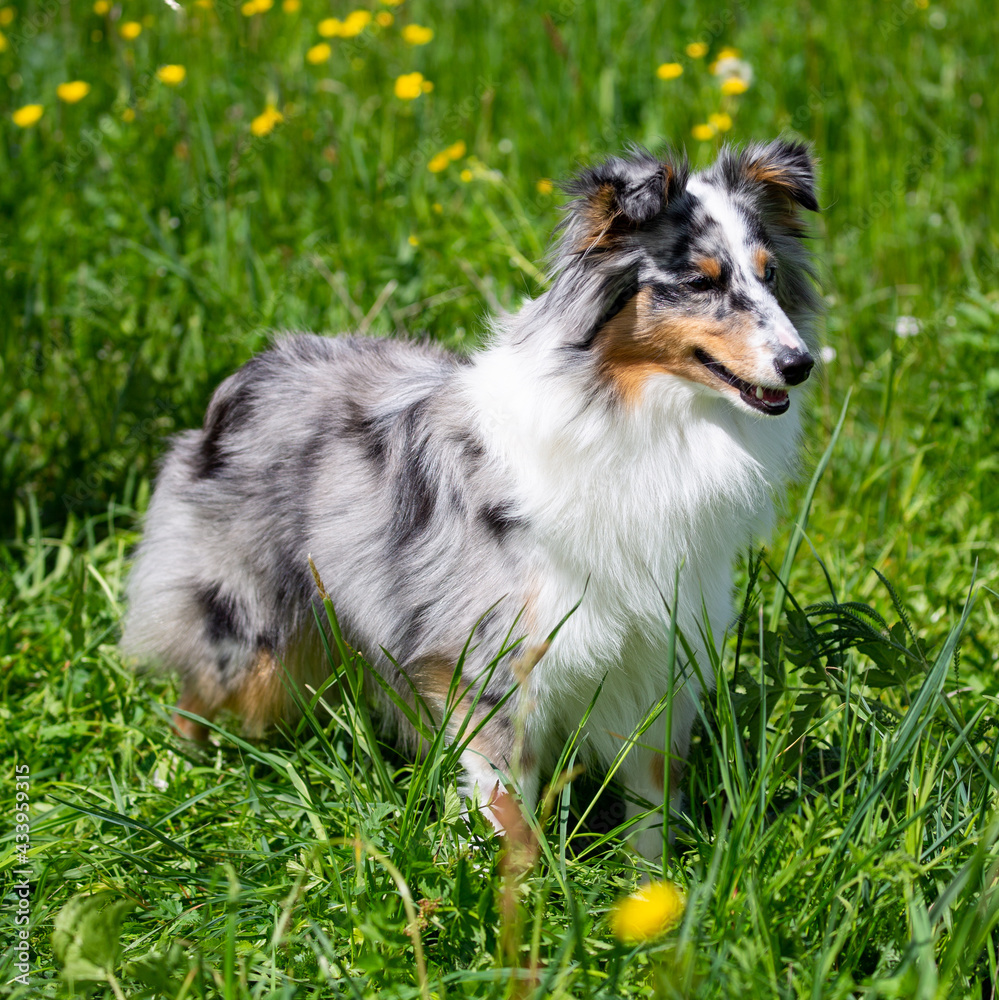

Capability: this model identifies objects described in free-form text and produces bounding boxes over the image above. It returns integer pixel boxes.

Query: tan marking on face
[695,256,721,280]
[596,288,761,406]
[754,247,772,278]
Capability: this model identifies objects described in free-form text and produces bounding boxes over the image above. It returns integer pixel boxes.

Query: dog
[122,139,820,859]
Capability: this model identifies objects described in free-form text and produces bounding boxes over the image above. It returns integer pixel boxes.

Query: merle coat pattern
[123,140,821,858]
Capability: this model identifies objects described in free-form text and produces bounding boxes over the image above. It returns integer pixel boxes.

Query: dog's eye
[763,264,777,284]
[687,275,715,292]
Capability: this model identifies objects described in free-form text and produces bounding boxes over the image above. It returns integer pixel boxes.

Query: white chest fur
[462,339,801,761]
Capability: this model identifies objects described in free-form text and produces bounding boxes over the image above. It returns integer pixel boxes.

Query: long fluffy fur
[122,139,821,858]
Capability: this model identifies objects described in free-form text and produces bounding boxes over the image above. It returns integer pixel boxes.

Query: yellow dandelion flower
[283,0,301,10]
[536,178,554,195]
[194,0,212,8]
[241,0,258,14]
[407,234,419,246]
[459,168,472,182]
[120,21,142,39]
[0,7,14,24]
[92,0,109,13]
[656,62,683,80]
[394,71,426,100]
[376,11,393,26]
[56,81,91,103]
[122,107,136,122]
[0,30,7,51]
[250,105,284,136]
[708,112,733,132]
[432,202,442,214]
[428,140,465,172]
[12,104,44,127]
[720,77,749,95]
[610,881,686,944]
[717,46,739,59]
[685,41,708,58]
[306,42,331,63]
[156,65,186,85]
[339,10,371,36]
[256,0,273,9]
[318,17,342,36]
[428,152,451,173]
[402,23,433,45]
[421,79,433,93]
[380,0,403,5]
[692,123,717,141]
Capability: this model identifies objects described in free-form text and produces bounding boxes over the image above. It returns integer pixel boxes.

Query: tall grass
[2,486,996,996]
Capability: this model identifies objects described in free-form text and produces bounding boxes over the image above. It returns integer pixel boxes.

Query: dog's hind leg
[173,694,213,742]
[172,647,291,742]
[221,648,292,736]
[173,673,226,742]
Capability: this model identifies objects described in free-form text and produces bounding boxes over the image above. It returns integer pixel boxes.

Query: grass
[1,0,998,996]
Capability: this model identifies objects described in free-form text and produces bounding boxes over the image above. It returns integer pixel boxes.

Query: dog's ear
[561,148,688,254]
[737,139,819,212]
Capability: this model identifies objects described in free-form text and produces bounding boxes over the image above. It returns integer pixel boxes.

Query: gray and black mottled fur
[123,139,822,856]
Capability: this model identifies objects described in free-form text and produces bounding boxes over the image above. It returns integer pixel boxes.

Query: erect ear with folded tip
[562,148,689,253]
[740,139,820,213]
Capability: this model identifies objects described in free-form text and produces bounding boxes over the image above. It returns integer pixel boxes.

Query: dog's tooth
[755,385,764,400]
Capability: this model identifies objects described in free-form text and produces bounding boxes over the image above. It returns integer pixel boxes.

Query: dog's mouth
[695,349,790,416]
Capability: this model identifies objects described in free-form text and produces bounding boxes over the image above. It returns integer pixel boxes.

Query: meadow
[2,0,998,996]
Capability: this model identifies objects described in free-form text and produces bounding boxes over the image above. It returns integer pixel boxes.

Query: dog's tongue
[762,388,788,404]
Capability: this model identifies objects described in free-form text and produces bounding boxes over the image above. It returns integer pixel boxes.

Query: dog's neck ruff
[459,317,803,702]
[462,314,802,548]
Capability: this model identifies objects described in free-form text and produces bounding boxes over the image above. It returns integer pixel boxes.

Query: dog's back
[122,334,528,737]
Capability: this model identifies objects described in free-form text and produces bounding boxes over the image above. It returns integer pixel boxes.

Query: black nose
[774,349,814,386]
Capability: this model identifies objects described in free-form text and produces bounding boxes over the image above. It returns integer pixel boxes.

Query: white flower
[894,315,920,338]
[712,56,753,88]
[820,345,837,363]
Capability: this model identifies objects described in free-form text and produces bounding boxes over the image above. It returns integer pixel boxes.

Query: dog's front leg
[620,733,690,861]
[457,725,539,843]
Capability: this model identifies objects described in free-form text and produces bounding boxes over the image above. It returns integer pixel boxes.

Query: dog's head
[553,140,821,414]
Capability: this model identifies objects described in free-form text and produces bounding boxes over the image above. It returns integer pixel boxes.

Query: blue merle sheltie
[122,139,821,858]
